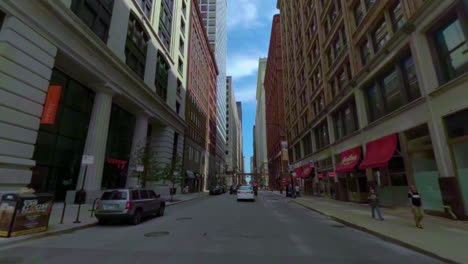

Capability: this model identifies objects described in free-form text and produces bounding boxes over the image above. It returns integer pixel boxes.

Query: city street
[0,192,442,264]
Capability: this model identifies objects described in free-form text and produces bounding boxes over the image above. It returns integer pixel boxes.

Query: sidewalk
[273,191,467,264]
[0,192,208,247]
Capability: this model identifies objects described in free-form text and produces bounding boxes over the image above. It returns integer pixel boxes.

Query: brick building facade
[185,0,218,191]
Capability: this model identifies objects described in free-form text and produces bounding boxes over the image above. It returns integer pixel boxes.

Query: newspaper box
[0,193,54,237]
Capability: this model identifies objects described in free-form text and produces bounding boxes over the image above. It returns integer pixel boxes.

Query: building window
[314,121,329,149]
[181,19,186,36]
[430,7,468,83]
[365,0,376,10]
[71,0,114,42]
[159,0,174,50]
[155,53,169,100]
[179,37,185,54]
[294,143,301,161]
[372,19,389,52]
[136,0,153,18]
[125,14,149,79]
[365,54,421,122]
[381,69,403,113]
[176,101,180,114]
[303,133,313,156]
[390,1,405,32]
[360,39,371,66]
[354,2,364,27]
[178,58,183,74]
[0,10,5,30]
[333,100,358,140]
[177,79,182,95]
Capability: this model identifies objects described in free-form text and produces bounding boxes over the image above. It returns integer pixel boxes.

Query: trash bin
[0,193,54,238]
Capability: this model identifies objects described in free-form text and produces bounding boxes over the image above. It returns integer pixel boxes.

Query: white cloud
[227,55,259,79]
[235,88,257,103]
[227,0,261,30]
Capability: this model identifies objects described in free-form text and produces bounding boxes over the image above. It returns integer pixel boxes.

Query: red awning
[359,134,398,170]
[301,166,313,178]
[294,168,302,178]
[335,147,362,173]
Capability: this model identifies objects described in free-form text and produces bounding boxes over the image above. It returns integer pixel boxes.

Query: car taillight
[125,201,132,210]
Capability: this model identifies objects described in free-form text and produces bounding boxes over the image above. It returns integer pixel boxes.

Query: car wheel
[157,204,165,217]
[97,219,107,225]
[131,209,142,225]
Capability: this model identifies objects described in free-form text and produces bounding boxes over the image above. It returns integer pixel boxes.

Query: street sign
[81,155,94,165]
[136,164,144,172]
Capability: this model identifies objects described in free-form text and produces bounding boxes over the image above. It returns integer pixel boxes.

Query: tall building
[236,101,244,173]
[254,58,268,185]
[264,14,287,190]
[252,125,257,174]
[236,101,243,123]
[225,77,236,172]
[184,0,218,191]
[277,0,468,218]
[0,0,190,200]
[198,0,228,177]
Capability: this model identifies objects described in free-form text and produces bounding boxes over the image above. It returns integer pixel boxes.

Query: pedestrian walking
[408,185,424,229]
[294,185,300,197]
[368,188,384,220]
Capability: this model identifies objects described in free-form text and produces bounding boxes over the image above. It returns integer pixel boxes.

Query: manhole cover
[331,224,345,228]
[176,217,193,220]
[144,231,170,237]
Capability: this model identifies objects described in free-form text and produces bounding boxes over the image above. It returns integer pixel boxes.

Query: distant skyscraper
[198,0,228,173]
[236,102,242,123]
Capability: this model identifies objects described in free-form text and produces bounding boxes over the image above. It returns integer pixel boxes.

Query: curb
[0,222,97,249]
[293,199,459,264]
[0,194,209,249]
[166,193,209,207]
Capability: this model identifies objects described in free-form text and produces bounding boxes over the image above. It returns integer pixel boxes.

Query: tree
[158,154,184,201]
[130,139,163,188]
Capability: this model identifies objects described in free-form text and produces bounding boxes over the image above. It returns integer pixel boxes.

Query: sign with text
[10,198,53,237]
[136,164,144,172]
[82,155,94,165]
[40,85,62,125]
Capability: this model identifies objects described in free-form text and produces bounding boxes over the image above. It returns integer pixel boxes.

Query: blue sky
[226,0,278,173]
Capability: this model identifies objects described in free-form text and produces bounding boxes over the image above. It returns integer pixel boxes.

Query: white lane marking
[288,234,314,256]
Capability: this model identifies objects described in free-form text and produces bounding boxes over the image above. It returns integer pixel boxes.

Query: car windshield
[101,190,127,200]
[239,186,252,191]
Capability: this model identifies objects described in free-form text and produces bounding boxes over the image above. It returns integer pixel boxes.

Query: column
[77,91,113,191]
[126,113,149,187]
[354,89,368,129]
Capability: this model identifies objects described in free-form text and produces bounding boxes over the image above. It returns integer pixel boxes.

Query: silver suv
[95,188,165,225]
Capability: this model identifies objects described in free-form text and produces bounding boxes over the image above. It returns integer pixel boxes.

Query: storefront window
[32,70,95,200]
[102,105,136,189]
[446,109,468,209]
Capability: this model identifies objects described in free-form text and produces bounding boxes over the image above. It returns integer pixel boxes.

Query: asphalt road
[0,191,443,264]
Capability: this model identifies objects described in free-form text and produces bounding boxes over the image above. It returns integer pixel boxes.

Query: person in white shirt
[408,185,423,229]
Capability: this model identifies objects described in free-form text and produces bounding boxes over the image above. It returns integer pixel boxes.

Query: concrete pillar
[354,89,368,129]
[126,113,149,187]
[327,114,335,144]
[106,0,130,61]
[77,91,113,191]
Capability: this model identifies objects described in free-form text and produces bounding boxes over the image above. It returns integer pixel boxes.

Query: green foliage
[130,139,182,188]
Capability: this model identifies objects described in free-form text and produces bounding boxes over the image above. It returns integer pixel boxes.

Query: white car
[237,185,255,201]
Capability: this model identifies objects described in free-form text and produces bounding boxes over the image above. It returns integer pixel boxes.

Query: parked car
[95,188,166,225]
[209,186,223,195]
[237,185,255,201]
